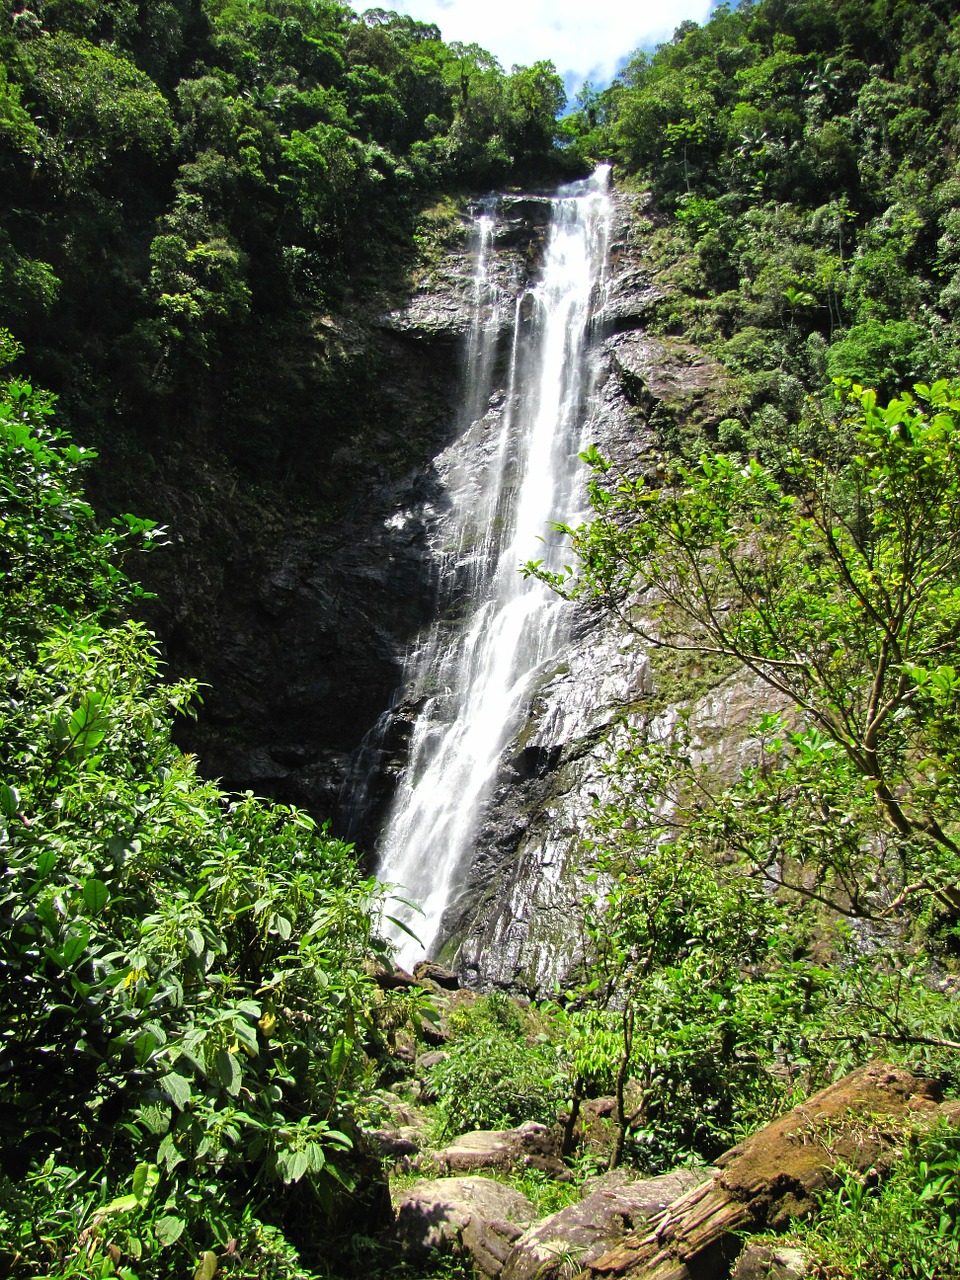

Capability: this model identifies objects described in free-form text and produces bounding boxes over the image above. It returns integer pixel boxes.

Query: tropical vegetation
[4,0,960,1276]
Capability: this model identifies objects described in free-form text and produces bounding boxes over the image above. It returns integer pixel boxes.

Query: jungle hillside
[3,2,960,1279]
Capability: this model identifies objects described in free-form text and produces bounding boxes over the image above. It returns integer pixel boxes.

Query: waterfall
[377,166,613,971]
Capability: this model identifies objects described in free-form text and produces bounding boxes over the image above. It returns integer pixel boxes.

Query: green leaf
[329,1034,353,1076]
[102,1193,139,1216]
[67,691,108,756]
[154,1214,186,1247]
[161,1071,192,1110]
[215,1047,241,1096]
[82,877,109,913]
[134,1029,158,1066]
[131,1162,159,1205]
[36,849,58,877]
[61,928,90,967]
[157,1133,184,1172]
[138,1104,170,1135]
[193,1250,217,1280]
[0,783,20,818]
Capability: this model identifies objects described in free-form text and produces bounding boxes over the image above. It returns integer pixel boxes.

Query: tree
[530,381,960,1170]
[533,380,960,920]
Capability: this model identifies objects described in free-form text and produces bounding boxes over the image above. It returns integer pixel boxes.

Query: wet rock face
[168,191,557,830]
[163,183,734,995]
[177,504,439,817]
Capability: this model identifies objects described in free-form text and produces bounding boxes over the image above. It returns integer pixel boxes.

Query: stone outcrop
[582,1061,944,1280]
[611,334,727,427]
[730,1246,809,1280]
[392,1175,536,1277]
[502,1170,714,1280]
[438,1123,569,1179]
[413,960,461,990]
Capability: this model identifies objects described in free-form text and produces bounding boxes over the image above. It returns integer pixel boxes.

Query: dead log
[582,1060,946,1280]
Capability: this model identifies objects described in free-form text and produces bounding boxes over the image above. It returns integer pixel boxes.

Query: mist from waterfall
[377,167,612,970]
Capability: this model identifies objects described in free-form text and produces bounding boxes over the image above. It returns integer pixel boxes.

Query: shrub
[0,336,396,1277]
[428,995,564,1138]
[796,1126,960,1279]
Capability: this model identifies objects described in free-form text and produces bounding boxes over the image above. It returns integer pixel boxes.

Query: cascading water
[377,167,613,970]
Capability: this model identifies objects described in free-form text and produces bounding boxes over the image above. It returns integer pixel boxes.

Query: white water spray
[378,168,612,969]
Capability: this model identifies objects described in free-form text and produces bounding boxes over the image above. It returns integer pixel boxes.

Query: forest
[2,0,960,1277]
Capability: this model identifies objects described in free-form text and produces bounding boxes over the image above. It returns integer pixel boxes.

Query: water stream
[377,167,613,970]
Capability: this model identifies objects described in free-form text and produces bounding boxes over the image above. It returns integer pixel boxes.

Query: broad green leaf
[215,1047,241,1096]
[61,928,90,967]
[154,1214,186,1247]
[157,1133,184,1172]
[82,877,109,913]
[35,849,57,877]
[102,1193,138,1216]
[138,1104,170,1135]
[285,1149,308,1183]
[193,1250,217,1280]
[0,783,19,818]
[329,1034,353,1075]
[67,692,108,756]
[161,1071,192,1110]
[133,1029,158,1067]
[131,1162,159,1205]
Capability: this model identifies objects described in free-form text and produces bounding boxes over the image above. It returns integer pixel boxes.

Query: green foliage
[23,33,177,185]
[551,382,960,920]
[427,994,564,1139]
[795,1125,960,1279]
[556,0,960,453]
[563,734,812,1171]
[825,319,926,393]
[0,356,400,1275]
[534,379,960,1173]
[0,0,575,500]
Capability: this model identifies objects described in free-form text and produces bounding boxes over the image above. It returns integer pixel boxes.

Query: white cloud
[346,1,716,96]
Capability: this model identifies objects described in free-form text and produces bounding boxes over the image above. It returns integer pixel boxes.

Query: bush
[428,994,564,1139]
[825,318,925,393]
[0,335,396,1277]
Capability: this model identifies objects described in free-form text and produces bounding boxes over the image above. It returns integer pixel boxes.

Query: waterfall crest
[377,167,613,970]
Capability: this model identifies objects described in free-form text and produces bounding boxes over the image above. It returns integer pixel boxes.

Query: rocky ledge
[377,1060,955,1280]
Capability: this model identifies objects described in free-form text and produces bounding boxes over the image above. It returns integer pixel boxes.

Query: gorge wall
[140,183,758,994]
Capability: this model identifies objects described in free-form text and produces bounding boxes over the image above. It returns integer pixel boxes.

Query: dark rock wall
[124,186,745,992]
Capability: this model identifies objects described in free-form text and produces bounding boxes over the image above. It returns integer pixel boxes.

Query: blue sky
[346,1,717,99]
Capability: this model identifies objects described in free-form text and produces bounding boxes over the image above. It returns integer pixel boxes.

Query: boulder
[416,1050,449,1073]
[502,1170,714,1280]
[439,1122,568,1178]
[583,1061,944,1280]
[392,1175,536,1277]
[413,960,461,989]
[374,965,419,990]
[363,1095,433,1168]
[367,1128,421,1161]
[611,334,727,425]
[731,1244,810,1280]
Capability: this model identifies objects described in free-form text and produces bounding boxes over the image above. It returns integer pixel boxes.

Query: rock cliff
[135,184,750,992]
